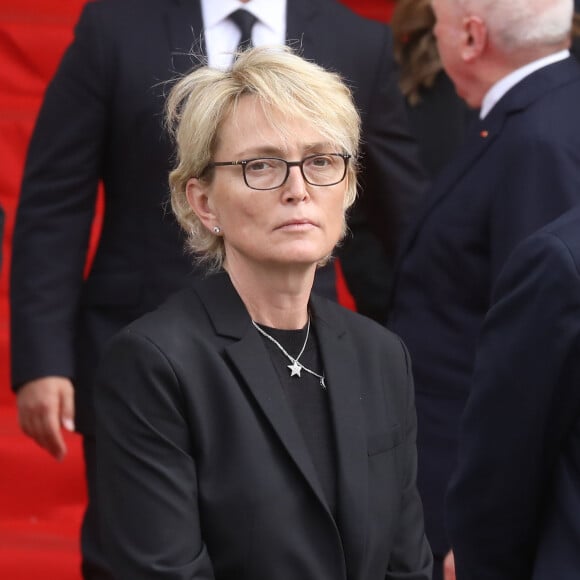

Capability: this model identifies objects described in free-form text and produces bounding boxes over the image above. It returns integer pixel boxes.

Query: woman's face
[188,95,348,276]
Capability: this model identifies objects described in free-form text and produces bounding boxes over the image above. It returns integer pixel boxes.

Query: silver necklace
[252,316,327,389]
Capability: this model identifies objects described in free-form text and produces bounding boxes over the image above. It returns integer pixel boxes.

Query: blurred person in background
[391,0,476,179]
[573,1,580,57]
[446,207,580,580]
[387,1,580,578]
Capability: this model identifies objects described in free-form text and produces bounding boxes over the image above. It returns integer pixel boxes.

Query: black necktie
[229,9,257,52]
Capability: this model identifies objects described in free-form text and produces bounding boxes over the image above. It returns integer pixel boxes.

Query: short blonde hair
[166,45,361,270]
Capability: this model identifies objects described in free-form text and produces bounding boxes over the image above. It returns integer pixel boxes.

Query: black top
[256,321,337,515]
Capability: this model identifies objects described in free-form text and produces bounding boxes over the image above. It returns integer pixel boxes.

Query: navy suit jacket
[447,205,580,579]
[387,55,580,556]
[10,0,424,433]
[95,272,432,579]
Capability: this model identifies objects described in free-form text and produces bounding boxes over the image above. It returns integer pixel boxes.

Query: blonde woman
[94,47,432,580]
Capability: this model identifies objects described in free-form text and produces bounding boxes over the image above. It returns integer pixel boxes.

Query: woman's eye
[246,160,271,172]
[310,155,332,168]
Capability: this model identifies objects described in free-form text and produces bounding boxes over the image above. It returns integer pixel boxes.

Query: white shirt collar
[200,0,286,68]
[201,0,286,37]
[480,49,570,119]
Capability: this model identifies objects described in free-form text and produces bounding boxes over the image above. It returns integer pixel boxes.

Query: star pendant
[288,360,302,377]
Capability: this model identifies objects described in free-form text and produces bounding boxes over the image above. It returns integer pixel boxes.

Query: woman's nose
[282,165,309,202]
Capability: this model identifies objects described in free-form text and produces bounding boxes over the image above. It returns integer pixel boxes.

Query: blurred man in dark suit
[387,0,580,578]
[448,205,580,579]
[10,0,425,577]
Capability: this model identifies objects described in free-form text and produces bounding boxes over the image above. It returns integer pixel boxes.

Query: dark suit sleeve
[447,231,580,579]
[490,130,580,283]
[339,25,428,321]
[95,330,214,579]
[10,2,110,387]
[386,339,433,579]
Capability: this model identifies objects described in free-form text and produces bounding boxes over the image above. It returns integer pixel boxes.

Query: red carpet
[1,1,87,577]
[0,407,86,579]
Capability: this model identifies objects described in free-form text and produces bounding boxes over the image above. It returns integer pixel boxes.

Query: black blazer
[388,56,580,557]
[447,205,580,579]
[95,272,432,579]
[10,0,425,432]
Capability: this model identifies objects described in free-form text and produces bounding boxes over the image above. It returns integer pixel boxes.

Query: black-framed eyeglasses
[204,153,351,191]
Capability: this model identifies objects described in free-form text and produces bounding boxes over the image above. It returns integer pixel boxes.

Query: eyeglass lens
[244,154,346,190]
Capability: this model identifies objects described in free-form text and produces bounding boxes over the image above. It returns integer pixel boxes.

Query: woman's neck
[225,259,315,329]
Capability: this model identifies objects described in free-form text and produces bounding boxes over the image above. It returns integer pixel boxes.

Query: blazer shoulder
[80,0,172,27]
[119,287,211,347]
[530,208,580,276]
[316,0,389,30]
[504,59,580,121]
[305,0,391,46]
[86,0,167,13]
[315,296,406,354]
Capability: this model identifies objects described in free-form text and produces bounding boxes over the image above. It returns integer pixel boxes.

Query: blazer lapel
[311,296,368,580]
[195,274,332,515]
[165,0,206,75]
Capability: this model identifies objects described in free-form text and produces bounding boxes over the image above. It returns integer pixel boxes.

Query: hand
[443,550,456,580]
[17,376,75,461]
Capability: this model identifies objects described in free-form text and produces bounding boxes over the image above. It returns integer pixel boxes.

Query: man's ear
[186,177,218,231]
[462,16,487,62]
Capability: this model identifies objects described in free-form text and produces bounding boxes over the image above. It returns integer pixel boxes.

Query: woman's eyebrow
[235,142,334,158]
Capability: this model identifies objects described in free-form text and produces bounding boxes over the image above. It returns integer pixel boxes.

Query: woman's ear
[186,177,218,231]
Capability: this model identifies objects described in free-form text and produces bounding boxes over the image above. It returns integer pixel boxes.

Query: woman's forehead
[219,97,334,156]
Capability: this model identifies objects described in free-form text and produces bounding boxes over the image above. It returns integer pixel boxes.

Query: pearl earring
[213,226,221,234]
